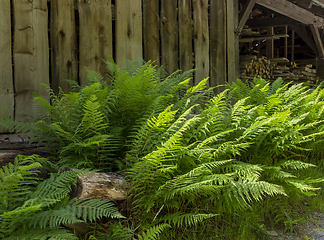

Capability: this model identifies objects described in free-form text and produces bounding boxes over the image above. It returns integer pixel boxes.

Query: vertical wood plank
[210,0,226,92]
[50,0,78,93]
[13,0,50,122]
[266,14,274,59]
[193,0,209,85]
[161,0,178,74]
[116,0,142,66]
[143,0,160,65]
[0,0,14,132]
[284,26,288,58]
[226,0,239,85]
[78,0,112,86]
[291,30,295,62]
[179,0,193,75]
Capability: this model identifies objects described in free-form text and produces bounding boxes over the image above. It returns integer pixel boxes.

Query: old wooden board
[143,0,160,65]
[50,0,78,93]
[210,0,226,93]
[193,0,209,86]
[179,0,193,75]
[116,0,142,66]
[13,0,50,123]
[78,0,113,86]
[161,0,179,75]
[226,0,239,85]
[0,0,14,132]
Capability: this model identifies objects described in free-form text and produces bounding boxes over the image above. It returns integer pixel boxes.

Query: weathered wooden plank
[310,24,324,59]
[290,24,317,53]
[0,0,14,132]
[226,0,239,85]
[210,0,226,93]
[50,0,78,93]
[143,0,160,65]
[13,0,50,123]
[179,0,193,75]
[116,0,142,66]
[193,0,209,85]
[246,16,291,28]
[78,0,113,86]
[236,0,256,35]
[266,14,274,59]
[256,0,324,28]
[161,0,178,74]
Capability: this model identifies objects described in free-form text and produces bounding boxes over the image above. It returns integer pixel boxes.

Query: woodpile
[240,56,318,84]
[241,56,274,79]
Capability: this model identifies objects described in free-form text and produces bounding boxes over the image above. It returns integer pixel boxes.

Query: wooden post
[210,0,226,93]
[284,26,288,58]
[266,14,274,59]
[143,0,160,65]
[78,0,113,86]
[0,0,14,132]
[50,0,78,93]
[116,0,142,66]
[316,57,324,79]
[193,0,209,85]
[227,0,239,85]
[291,30,295,63]
[161,0,179,75]
[13,0,50,122]
[179,0,193,75]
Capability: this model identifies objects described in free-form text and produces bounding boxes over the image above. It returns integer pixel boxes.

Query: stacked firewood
[291,65,317,81]
[241,56,274,79]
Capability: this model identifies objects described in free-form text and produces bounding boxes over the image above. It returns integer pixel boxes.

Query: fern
[0,155,124,239]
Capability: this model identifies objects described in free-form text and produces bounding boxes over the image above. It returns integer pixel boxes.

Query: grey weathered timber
[116,0,142,66]
[193,0,209,85]
[51,0,78,93]
[236,0,257,35]
[227,0,239,85]
[210,0,227,93]
[256,0,324,28]
[179,0,193,76]
[13,0,50,122]
[0,0,14,132]
[161,0,179,75]
[310,24,324,58]
[290,24,317,53]
[143,0,160,65]
[78,0,113,86]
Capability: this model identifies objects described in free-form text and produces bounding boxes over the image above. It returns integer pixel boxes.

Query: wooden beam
[227,0,239,85]
[179,0,193,74]
[236,0,256,35]
[290,23,317,53]
[295,0,313,8]
[310,24,324,58]
[266,13,274,59]
[0,0,14,132]
[143,0,160,65]
[246,16,291,28]
[239,34,288,43]
[256,0,324,28]
[291,30,295,62]
[210,0,226,92]
[284,26,288,58]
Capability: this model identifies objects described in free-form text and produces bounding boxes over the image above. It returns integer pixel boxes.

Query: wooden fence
[0,0,239,132]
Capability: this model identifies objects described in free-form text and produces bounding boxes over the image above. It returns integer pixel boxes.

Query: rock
[58,168,129,201]
[58,168,129,235]
[74,171,129,201]
[267,230,279,237]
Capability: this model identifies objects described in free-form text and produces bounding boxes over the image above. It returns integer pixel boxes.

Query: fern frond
[137,224,171,240]
[160,212,217,228]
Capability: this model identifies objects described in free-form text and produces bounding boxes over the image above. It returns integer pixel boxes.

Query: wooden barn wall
[0,0,239,133]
